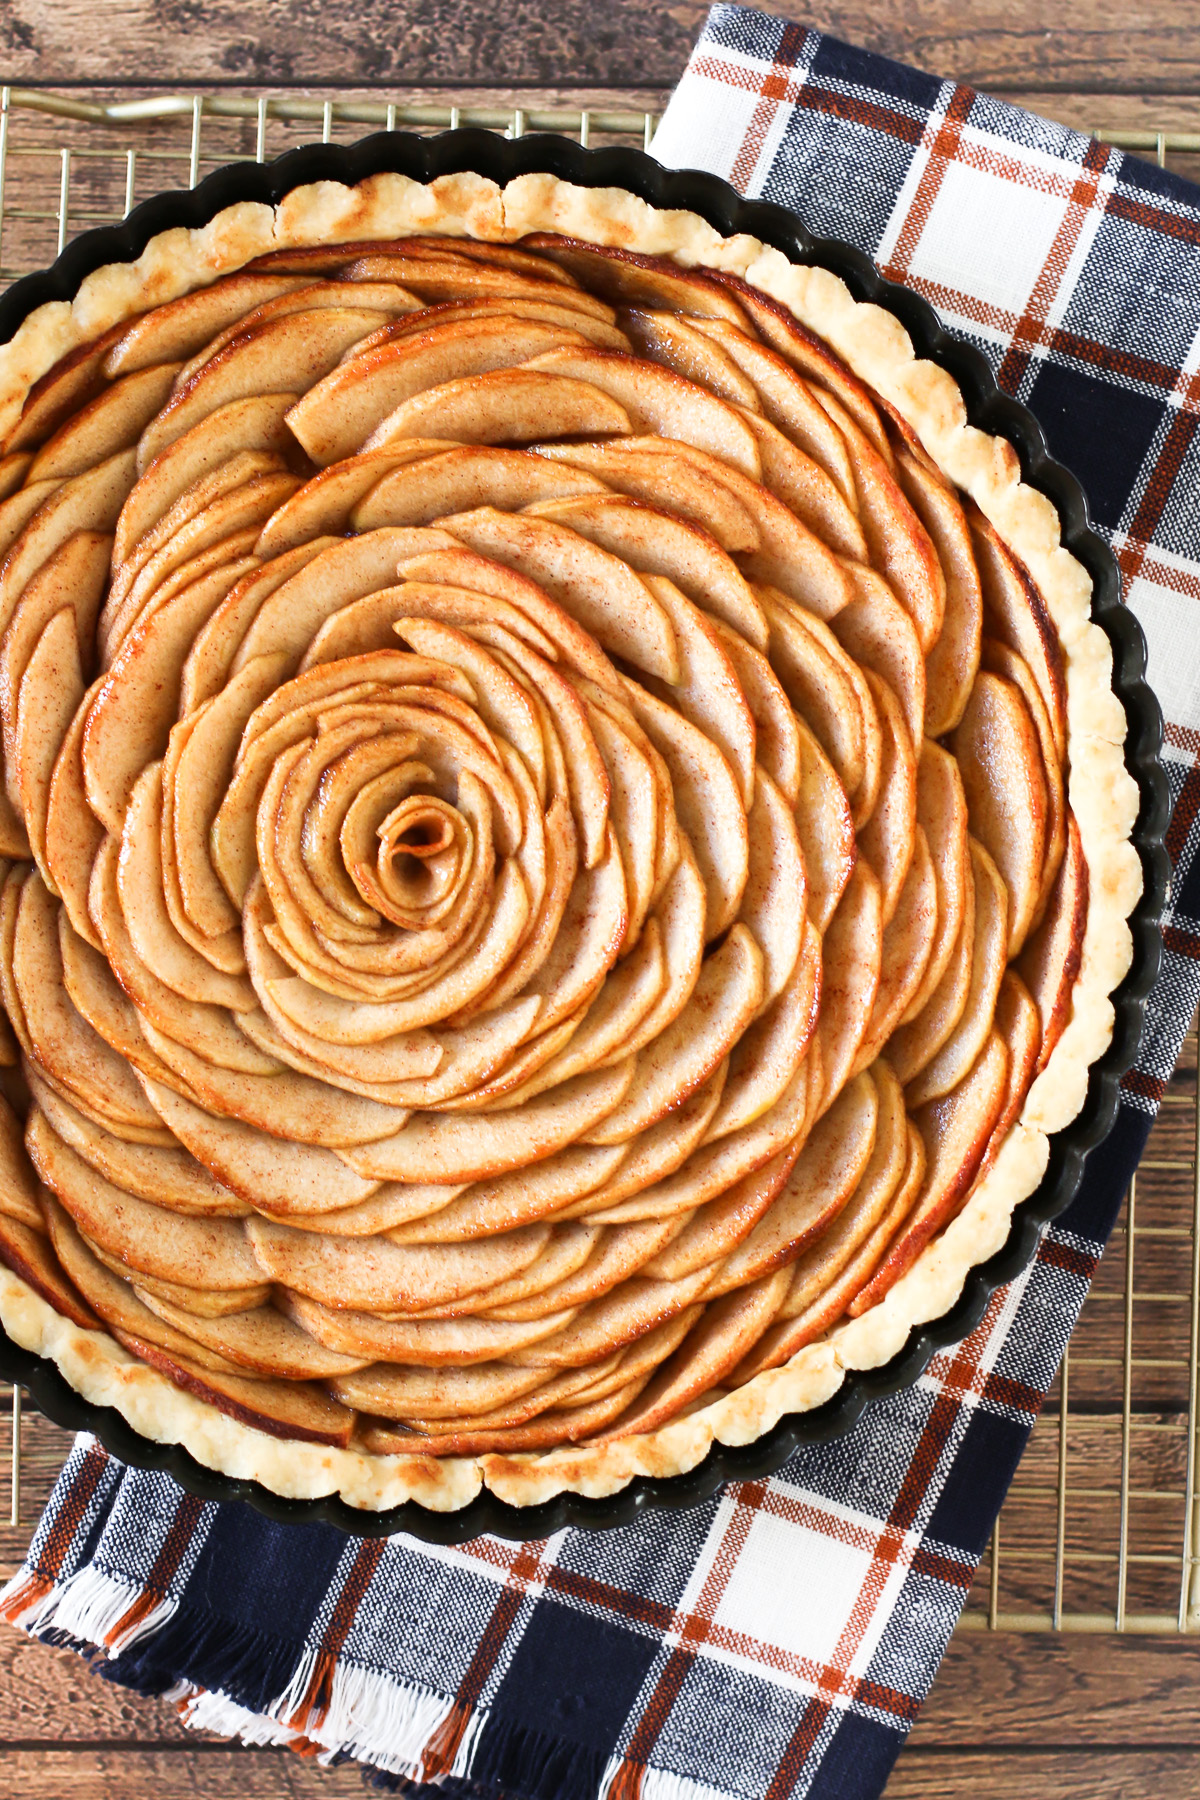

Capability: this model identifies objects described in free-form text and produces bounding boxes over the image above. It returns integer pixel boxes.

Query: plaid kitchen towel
[4,11,1200,1797]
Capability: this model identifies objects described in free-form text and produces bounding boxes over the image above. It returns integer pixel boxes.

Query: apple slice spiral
[0,233,1082,1455]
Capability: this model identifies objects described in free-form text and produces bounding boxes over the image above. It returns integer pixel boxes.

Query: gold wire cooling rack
[0,84,1195,1634]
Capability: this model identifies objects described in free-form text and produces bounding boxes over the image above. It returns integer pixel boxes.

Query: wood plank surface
[5,0,1200,96]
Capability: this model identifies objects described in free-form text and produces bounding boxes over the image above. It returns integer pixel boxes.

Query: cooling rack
[0,83,1193,1628]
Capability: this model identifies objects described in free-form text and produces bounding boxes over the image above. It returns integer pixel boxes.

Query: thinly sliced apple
[44,681,105,949]
[905,839,1008,1107]
[388,1145,626,1241]
[283,1289,577,1364]
[482,1218,684,1322]
[641,1148,800,1283]
[3,330,128,454]
[350,446,606,531]
[952,671,1048,956]
[0,1204,98,1328]
[900,743,971,1025]
[136,1292,370,1380]
[137,307,396,463]
[760,587,863,801]
[524,491,768,652]
[102,274,309,377]
[832,563,925,750]
[174,280,425,384]
[116,1338,357,1447]
[13,608,83,881]
[0,452,137,651]
[981,635,1066,929]
[0,530,109,783]
[517,238,753,323]
[734,407,866,563]
[793,717,855,935]
[366,368,633,452]
[704,924,820,1143]
[336,1059,636,1184]
[856,671,917,926]
[621,308,763,406]
[816,862,882,1108]
[439,505,678,683]
[562,1063,726,1219]
[969,507,1066,758]
[140,1076,381,1215]
[116,394,298,566]
[504,1266,719,1368]
[0,454,31,503]
[1018,810,1087,1078]
[851,827,936,1077]
[0,1091,44,1229]
[246,1213,549,1313]
[287,317,594,463]
[360,1375,650,1455]
[533,440,759,552]
[897,451,982,737]
[524,346,761,479]
[26,363,179,486]
[601,1268,792,1439]
[26,1107,263,1291]
[331,1360,549,1420]
[850,1030,1009,1312]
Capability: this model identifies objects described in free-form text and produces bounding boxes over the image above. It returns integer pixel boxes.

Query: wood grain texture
[0,1750,366,1794]
[5,0,1200,95]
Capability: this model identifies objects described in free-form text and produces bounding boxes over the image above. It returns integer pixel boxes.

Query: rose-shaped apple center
[340,773,477,932]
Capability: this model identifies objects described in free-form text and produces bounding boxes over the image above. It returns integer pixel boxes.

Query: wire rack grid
[0,84,1195,1634]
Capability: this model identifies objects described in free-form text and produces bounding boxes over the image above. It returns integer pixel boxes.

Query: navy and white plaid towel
[4,11,1200,1797]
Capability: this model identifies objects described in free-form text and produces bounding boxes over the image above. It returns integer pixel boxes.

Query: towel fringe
[0,1562,176,1655]
[599,1757,731,1800]
[271,1645,464,1779]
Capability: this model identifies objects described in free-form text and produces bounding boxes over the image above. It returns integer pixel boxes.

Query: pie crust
[0,170,1140,1511]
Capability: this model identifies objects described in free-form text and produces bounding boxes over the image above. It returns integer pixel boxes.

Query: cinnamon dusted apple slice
[734,1123,926,1376]
[633,575,757,807]
[702,619,799,805]
[583,927,764,1145]
[0,452,137,645]
[0,531,110,778]
[816,863,882,1108]
[355,296,628,353]
[621,681,749,939]
[102,274,309,377]
[282,1290,579,1365]
[386,1146,626,1241]
[591,1061,810,1225]
[952,670,1048,957]
[117,395,298,562]
[969,508,1066,759]
[601,1268,792,1440]
[0,483,64,573]
[0,1091,44,1230]
[886,863,975,1089]
[44,679,105,949]
[135,1293,371,1380]
[437,507,679,684]
[93,1250,267,1317]
[396,545,622,695]
[973,971,1041,1188]
[851,828,936,1078]
[26,1109,263,1292]
[381,1376,664,1455]
[561,1064,726,1219]
[137,307,401,463]
[368,368,634,453]
[518,239,753,323]
[505,1267,718,1369]
[253,446,447,555]
[270,1175,465,1238]
[245,1214,549,1313]
[849,1030,1010,1313]
[350,447,607,532]
[27,365,181,483]
[704,1071,878,1298]
[288,317,597,464]
[905,840,1008,1107]
[343,259,610,312]
[832,564,926,750]
[981,635,1066,927]
[856,672,917,926]
[395,1357,631,1434]
[479,1218,684,1322]
[533,440,760,552]
[793,718,855,934]
[331,1360,550,1421]
[419,1225,602,1315]
[703,924,820,1142]
[732,769,807,1002]
[115,1338,357,1447]
[524,347,761,480]
[1018,811,1087,1079]
[733,408,866,561]
[336,1058,636,1184]
[639,1147,801,1283]
[620,308,762,406]
[0,1200,97,1326]
[27,1069,246,1216]
[175,282,427,385]
[12,608,84,880]
[900,743,971,1025]
[13,872,164,1132]
[895,450,982,737]
[43,1196,241,1369]
[0,454,32,502]
[759,588,863,805]
[139,1077,381,1215]
[3,325,130,453]
[526,492,768,652]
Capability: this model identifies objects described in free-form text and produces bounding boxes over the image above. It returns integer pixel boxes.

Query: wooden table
[4,1,1200,1794]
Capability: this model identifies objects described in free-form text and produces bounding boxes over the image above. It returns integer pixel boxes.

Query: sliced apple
[816,861,882,1109]
[952,671,1048,957]
[896,451,982,737]
[1018,810,1087,1078]
[905,839,1008,1107]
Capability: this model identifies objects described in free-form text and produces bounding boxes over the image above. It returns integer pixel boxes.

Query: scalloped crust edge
[0,169,1143,1512]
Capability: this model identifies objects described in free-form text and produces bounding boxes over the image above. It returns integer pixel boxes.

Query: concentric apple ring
[0,225,1088,1458]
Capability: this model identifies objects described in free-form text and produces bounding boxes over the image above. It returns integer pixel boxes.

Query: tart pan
[0,126,1169,1542]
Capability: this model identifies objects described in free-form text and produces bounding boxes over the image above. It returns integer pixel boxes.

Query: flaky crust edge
[0,169,1143,1511]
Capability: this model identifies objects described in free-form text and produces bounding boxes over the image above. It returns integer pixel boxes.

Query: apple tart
[0,171,1141,1510]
